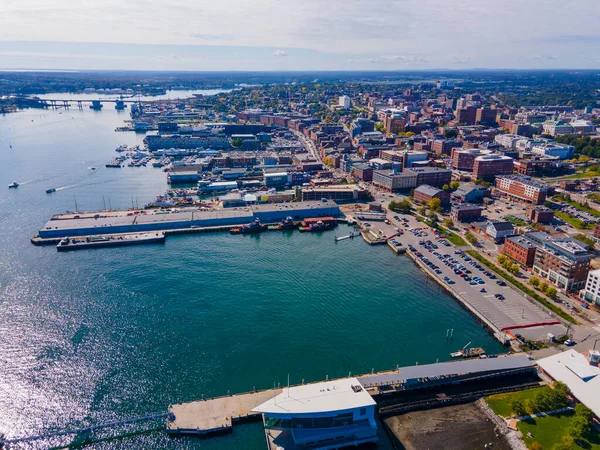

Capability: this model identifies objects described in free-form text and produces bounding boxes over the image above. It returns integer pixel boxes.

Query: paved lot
[386,213,566,342]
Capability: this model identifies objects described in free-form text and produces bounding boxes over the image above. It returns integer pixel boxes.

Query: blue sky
[1,0,600,70]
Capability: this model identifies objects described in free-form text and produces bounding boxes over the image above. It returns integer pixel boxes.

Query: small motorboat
[8,181,19,188]
[88,166,97,171]
[46,188,57,194]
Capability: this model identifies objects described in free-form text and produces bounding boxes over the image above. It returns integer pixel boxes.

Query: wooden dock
[167,389,282,436]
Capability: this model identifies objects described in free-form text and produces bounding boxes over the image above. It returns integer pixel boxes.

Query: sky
[1,0,600,71]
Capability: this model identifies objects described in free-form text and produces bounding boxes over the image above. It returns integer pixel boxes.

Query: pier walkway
[167,389,282,435]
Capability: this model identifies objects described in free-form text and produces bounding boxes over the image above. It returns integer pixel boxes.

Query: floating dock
[56,232,165,251]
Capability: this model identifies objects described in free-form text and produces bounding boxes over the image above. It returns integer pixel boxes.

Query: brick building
[451,148,493,171]
[526,205,554,223]
[472,154,514,180]
[413,185,451,206]
[450,204,483,222]
[527,232,593,291]
[494,175,548,205]
[502,235,538,267]
[404,167,452,188]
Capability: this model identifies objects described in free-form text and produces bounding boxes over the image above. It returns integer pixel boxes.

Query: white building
[530,142,575,160]
[580,268,600,306]
[338,95,351,109]
[538,350,600,420]
[494,134,524,149]
[253,377,378,450]
[542,120,573,136]
[569,119,595,134]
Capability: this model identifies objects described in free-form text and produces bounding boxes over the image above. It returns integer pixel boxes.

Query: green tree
[465,231,478,245]
[574,403,594,423]
[530,442,543,450]
[546,287,557,299]
[443,218,454,229]
[529,276,540,287]
[428,210,438,223]
[498,254,507,265]
[429,197,442,211]
[231,137,243,148]
[539,282,549,293]
[508,263,520,275]
[418,206,426,215]
[552,436,575,450]
[510,399,527,417]
[409,189,415,198]
[568,415,590,440]
[449,181,460,190]
[441,184,450,191]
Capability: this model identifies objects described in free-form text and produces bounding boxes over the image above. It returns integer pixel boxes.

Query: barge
[56,232,165,251]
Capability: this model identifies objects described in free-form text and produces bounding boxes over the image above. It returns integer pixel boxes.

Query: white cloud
[0,0,599,69]
[273,49,287,57]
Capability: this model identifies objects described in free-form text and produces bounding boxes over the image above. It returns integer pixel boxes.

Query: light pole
[594,339,600,351]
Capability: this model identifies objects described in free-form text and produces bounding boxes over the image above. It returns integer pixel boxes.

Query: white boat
[88,166,97,171]
[8,181,19,188]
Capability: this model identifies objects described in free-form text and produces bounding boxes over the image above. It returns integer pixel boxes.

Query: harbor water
[0,101,505,448]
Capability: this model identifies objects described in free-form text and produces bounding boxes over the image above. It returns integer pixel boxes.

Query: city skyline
[1,0,600,70]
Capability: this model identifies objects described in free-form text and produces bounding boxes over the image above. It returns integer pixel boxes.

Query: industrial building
[36,201,342,239]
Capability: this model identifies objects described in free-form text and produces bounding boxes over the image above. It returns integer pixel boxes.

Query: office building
[373,170,417,192]
[580,269,600,305]
[451,204,483,222]
[526,232,592,291]
[472,154,514,180]
[405,167,452,188]
[494,175,548,205]
[339,95,351,109]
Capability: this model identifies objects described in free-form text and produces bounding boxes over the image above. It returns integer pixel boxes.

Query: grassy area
[466,250,576,324]
[555,211,595,230]
[505,216,530,227]
[554,196,600,218]
[558,171,600,179]
[518,411,600,450]
[486,386,550,418]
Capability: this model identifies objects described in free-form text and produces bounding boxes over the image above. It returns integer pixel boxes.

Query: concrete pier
[167,389,282,436]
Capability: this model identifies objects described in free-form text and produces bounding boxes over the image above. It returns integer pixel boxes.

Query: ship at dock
[230,218,268,235]
[267,216,298,231]
[298,217,337,232]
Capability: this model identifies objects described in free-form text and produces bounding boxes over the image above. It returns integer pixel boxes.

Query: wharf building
[36,201,342,240]
[301,185,363,202]
[494,175,548,205]
[252,378,378,450]
[580,269,600,306]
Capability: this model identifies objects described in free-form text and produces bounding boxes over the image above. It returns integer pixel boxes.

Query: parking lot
[387,213,566,342]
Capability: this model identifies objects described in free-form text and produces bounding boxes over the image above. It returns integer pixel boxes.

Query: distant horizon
[2,67,600,74]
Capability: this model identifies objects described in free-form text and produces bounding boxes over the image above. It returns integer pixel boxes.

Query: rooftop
[414,184,443,196]
[537,350,600,418]
[252,377,375,415]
